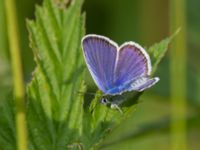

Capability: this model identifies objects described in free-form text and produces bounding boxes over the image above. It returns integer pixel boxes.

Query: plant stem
[5,0,28,150]
[170,0,187,150]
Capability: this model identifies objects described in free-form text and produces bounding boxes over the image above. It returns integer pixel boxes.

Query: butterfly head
[100,96,111,105]
[100,95,124,114]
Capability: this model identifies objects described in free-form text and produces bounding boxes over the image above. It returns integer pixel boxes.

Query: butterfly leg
[110,103,123,114]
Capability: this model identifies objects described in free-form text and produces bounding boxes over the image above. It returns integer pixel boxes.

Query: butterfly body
[82,34,159,98]
[105,83,131,95]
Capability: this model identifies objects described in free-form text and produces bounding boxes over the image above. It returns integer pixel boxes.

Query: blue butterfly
[82,34,159,110]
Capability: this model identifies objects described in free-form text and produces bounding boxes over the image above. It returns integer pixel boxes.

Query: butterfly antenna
[76,91,102,96]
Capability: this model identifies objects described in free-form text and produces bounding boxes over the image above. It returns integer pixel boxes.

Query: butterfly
[81,34,159,110]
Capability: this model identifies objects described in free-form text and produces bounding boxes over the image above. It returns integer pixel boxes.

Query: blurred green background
[0,0,200,149]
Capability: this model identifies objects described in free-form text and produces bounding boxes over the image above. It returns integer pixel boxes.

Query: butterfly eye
[100,98,109,105]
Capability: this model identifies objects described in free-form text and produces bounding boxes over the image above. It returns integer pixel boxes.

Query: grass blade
[4,0,27,149]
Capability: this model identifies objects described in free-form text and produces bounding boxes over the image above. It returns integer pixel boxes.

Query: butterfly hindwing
[129,77,159,92]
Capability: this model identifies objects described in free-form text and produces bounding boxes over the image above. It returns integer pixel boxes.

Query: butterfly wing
[114,42,151,84]
[128,76,159,92]
[112,42,159,93]
[82,35,118,93]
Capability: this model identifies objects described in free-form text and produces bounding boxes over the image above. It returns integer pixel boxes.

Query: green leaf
[27,0,86,149]
[147,29,180,74]
[0,95,16,150]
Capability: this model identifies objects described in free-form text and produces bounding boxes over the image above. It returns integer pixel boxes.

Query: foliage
[147,29,179,74]
[0,0,175,149]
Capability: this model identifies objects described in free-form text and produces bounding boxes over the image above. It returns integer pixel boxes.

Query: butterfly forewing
[82,35,118,93]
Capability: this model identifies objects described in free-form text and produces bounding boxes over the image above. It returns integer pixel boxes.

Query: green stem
[170,0,187,150]
[5,0,27,150]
